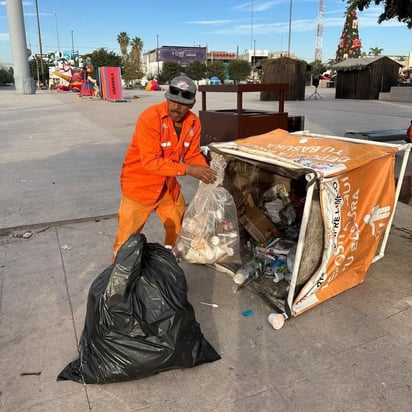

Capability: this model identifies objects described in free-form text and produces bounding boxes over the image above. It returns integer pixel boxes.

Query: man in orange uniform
[112,76,217,261]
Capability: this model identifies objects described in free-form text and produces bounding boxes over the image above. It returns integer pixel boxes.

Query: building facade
[143,45,207,78]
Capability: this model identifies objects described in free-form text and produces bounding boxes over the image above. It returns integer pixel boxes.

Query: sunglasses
[169,85,195,100]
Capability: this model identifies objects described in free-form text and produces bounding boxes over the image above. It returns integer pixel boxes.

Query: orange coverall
[113,100,208,257]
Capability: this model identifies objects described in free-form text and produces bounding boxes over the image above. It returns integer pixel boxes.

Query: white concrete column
[6,0,35,94]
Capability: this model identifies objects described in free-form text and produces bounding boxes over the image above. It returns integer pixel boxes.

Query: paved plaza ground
[1,86,412,412]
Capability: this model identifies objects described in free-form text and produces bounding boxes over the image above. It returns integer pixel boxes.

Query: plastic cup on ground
[268,312,286,330]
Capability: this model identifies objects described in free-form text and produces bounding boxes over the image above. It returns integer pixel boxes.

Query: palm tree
[117,32,130,57]
[369,47,383,56]
[130,37,143,66]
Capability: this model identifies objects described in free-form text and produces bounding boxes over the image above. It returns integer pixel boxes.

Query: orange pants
[112,191,185,261]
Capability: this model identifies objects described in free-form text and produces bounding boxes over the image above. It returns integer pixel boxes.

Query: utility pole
[156,34,159,78]
[34,0,45,85]
[71,30,75,55]
[253,39,256,82]
[54,9,60,54]
[287,0,293,57]
[250,0,254,50]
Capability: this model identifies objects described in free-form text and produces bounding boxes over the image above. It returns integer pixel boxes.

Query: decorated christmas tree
[335,6,362,62]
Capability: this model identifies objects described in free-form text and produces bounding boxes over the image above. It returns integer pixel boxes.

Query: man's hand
[186,164,218,184]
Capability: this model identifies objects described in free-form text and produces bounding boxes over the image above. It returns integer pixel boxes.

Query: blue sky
[0,0,411,66]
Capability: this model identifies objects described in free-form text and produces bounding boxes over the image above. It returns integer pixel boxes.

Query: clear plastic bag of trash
[174,154,241,265]
[57,233,220,384]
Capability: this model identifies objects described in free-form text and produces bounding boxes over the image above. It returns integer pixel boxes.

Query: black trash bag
[57,233,220,384]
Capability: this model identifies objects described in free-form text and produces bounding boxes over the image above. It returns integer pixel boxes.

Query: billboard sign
[158,46,207,65]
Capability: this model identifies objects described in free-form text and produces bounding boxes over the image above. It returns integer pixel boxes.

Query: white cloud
[233,1,283,12]
[184,20,232,25]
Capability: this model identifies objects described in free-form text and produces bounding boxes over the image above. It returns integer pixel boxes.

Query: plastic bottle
[233,258,263,285]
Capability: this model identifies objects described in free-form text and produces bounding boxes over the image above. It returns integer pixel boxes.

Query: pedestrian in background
[112,75,217,261]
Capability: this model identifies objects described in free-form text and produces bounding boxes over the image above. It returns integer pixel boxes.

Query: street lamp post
[253,39,256,82]
[156,34,159,78]
[71,30,75,56]
[34,0,45,86]
[253,40,256,83]
[54,9,60,54]
[287,0,293,57]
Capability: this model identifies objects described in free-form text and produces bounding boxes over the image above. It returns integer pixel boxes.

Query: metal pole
[253,39,256,82]
[5,0,34,93]
[54,9,60,54]
[156,34,159,77]
[287,0,293,57]
[71,30,75,55]
[34,0,45,85]
[250,0,254,50]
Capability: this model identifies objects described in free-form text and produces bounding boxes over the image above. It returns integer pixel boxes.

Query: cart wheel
[267,312,286,330]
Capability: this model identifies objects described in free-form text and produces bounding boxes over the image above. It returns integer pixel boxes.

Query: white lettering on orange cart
[326,178,360,287]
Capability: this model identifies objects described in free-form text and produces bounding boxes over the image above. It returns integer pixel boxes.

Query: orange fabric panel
[292,154,396,315]
[235,128,397,177]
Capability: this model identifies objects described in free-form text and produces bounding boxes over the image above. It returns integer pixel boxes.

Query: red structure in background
[98,66,124,101]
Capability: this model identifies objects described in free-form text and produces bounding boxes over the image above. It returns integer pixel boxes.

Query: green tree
[122,55,144,86]
[347,0,412,29]
[115,34,144,87]
[335,6,362,62]
[130,37,143,67]
[306,60,327,84]
[129,37,144,83]
[28,58,48,86]
[206,60,225,83]
[0,67,14,84]
[185,61,207,84]
[368,47,383,56]
[117,32,130,58]
[308,60,326,77]
[160,61,181,83]
[228,60,251,83]
[89,48,122,80]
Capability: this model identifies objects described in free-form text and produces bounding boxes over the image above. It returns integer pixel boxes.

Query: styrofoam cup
[268,312,286,330]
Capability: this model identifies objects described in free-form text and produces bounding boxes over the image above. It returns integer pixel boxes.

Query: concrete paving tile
[374,308,412,344]
[85,370,186,412]
[173,358,275,411]
[22,391,90,412]
[270,379,331,412]
[0,233,86,412]
[206,387,287,412]
[320,329,412,411]
[126,399,191,412]
[305,363,405,412]
[339,282,412,324]
[289,300,387,354]
[1,389,90,412]
[282,381,391,412]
